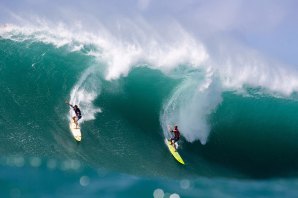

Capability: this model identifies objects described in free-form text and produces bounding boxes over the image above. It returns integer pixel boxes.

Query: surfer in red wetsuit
[170,125,180,151]
[65,101,82,128]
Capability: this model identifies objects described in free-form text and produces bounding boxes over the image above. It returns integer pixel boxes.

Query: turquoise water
[2,158,298,198]
[1,37,298,197]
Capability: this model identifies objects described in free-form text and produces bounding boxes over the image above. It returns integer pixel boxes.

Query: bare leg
[72,117,79,128]
[173,143,177,152]
[171,139,177,151]
[74,117,79,128]
[74,117,78,128]
[171,140,175,145]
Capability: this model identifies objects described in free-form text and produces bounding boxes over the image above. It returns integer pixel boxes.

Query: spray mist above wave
[0,20,208,80]
[209,41,298,96]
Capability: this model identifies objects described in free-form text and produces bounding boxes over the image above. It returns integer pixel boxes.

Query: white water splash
[162,69,222,144]
[69,66,102,123]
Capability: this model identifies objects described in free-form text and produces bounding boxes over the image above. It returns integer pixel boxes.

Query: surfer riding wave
[65,101,82,128]
[169,125,180,152]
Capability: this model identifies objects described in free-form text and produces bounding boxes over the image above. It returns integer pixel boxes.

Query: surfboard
[164,138,185,165]
[69,119,82,142]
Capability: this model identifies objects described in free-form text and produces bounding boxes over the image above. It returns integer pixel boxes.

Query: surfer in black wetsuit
[65,101,82,128]
[170,125,180,151]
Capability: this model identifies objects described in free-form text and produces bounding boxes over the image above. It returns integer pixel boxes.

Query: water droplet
[30,157,41,167]
[169,193,180,198]
[80,176,90,187]
[180,179,190,189]
[153,188,164,198]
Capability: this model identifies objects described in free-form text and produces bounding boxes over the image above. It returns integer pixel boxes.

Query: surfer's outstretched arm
[65,101,73,108]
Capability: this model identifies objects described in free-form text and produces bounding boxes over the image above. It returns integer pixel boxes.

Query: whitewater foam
[211,42,298,96]
[69,66,102,122]
[0,21,208,80]
[161,69,222,144]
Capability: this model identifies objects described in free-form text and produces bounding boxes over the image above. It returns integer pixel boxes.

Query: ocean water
[1,2,298,197]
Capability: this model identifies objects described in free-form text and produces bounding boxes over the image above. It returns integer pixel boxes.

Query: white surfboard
[69,119,82,142]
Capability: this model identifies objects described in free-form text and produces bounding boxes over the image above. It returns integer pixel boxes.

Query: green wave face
[1,38,298,181]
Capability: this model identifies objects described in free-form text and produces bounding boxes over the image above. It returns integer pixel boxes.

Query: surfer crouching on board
[65,101,82,128]
[170,125,180,151]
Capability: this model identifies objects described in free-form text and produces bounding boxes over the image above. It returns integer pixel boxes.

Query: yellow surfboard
[164,139,185,165]
[69,119,82,142]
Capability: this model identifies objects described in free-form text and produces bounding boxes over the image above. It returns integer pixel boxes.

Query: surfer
[65,101,82,128]
[170,125,180,151]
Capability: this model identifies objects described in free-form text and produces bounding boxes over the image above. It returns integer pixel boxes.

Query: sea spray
[161,68,222,144]
[0,22,208,81]
[69,66,102,122]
